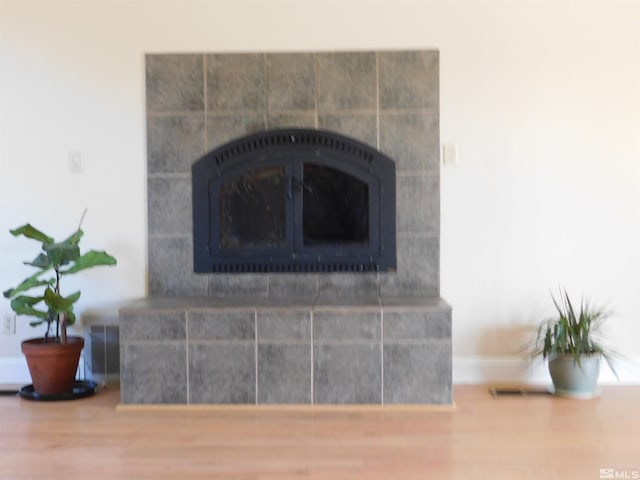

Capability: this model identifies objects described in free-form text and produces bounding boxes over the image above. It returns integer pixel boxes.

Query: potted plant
[532,289,615,398]
[3,212,116,397]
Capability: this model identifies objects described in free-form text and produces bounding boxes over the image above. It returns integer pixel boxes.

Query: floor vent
[86,324,120,381]
[489,385,551,397]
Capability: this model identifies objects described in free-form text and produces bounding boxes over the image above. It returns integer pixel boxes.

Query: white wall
[1,0,639,383]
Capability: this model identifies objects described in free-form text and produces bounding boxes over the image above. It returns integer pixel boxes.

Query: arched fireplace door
[192,128,396,273]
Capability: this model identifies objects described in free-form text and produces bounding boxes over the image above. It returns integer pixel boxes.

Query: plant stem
[54,266,67,344]
[60,313,67,344]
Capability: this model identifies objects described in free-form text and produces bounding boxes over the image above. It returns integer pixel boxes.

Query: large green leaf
[61,250,117,275]
[3,270,54,299]
[24,253,52,269]
[9,224,54,244]
[43,287,80,314]
[61,228,83,247]
[43,241,80,266]
[65,311,77,327]
[10,294,43,306]
[10,295,48,319]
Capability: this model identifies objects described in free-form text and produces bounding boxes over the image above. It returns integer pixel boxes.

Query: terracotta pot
[21,336,84,395]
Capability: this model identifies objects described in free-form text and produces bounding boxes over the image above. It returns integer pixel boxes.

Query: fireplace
[119,50,452,405]
[192,128,396,273]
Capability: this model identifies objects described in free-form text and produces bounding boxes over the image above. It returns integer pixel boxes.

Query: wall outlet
[2,314,16,335]
[442,143,458,167]
[68,150,83,173]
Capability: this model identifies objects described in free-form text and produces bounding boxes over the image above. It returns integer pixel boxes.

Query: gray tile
[206,114,267,150]
[119,310,186,342]
[314,343,381,404]
[317,273,379,298]
[383,310,451,341]
[148,236,209,296]
[147,115,206,174]
[379,112,440,171]
[317,113,377,147]
[258,344,311,403]
[379,51,439,109]
[267,53,315,111]
[314,296,381,309]
[380,235,439,297]
[257,311,311,342]
[268,274,318,298]
[188,311,255,341]
[147,176,191,235]
[189,344,255,403]
[314,310,381,342]
[317,52,377,111]
[206,53,266,111]
[396,173,439,235]
[146,54,204,112]
[381,296,449,308]
[120,343,187,404]
[208,274,269,298]
[383,343,452,404]
[267,113,316,130]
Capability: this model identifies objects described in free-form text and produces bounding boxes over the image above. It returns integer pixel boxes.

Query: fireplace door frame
[192,129,396,273]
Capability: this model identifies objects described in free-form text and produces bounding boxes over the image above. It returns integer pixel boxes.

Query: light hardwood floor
[0,385,638,480]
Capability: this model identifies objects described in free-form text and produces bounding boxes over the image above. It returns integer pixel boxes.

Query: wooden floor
[0,385,638,480]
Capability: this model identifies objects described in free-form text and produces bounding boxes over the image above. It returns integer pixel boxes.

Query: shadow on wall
[476,323,536,358]
[464,323,637,385]
[452,323,549,385]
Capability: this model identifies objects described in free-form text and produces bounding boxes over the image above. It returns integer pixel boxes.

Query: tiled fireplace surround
[119,50,452,404]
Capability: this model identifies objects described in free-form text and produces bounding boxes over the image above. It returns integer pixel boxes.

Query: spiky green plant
[533,289,616,374]
[3,212,116,344]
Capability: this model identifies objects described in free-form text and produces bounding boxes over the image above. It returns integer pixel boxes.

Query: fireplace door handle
[288,176,312,198]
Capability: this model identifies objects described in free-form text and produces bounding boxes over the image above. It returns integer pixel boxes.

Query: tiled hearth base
[119,296,451,405]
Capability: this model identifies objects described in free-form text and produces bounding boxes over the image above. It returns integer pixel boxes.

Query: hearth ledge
[119,295,452,406]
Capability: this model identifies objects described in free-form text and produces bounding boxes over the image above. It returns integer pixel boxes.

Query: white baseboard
[453,355,640,385]
[0,356,31,389]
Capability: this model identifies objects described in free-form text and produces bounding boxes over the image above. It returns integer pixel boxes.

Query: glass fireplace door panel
[219,165,286,249]
[302,163,369,247]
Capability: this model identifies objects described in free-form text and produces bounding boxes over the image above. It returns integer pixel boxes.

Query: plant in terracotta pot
[532,289,616,398]
[3,212,116,397]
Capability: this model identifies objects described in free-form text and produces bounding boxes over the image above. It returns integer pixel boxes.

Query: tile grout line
[254,309,258,405]
[380,306,384,405]
[203,53,209,154]
[314,53,319,129]
[310,309,315,404]
[263,52,269,129]
[375,52,380,149]
[185,310,190,404]
[202,53,209,301]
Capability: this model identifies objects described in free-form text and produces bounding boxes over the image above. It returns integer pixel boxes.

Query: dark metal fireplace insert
[192,128,396,273]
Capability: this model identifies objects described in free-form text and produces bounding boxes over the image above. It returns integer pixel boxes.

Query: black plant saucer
[19,380,98,401]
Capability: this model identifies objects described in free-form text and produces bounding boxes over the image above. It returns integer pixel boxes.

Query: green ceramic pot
[548,354,601,399]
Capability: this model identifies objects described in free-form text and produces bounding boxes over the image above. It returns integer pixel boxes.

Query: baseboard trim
[0,356,31,389]
[453,355,640,385]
